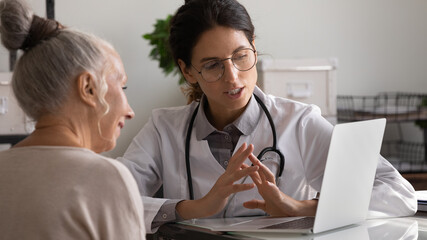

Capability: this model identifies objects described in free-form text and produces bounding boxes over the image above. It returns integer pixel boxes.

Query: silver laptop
[179,118,386,234]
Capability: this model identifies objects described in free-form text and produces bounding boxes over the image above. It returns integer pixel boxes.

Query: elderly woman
[0,0,145,239]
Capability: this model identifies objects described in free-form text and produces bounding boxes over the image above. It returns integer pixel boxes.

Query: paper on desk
[416,190,427,204]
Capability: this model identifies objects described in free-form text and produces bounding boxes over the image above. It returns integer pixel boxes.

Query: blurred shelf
[337,92,427,173]
[337,92,427,123]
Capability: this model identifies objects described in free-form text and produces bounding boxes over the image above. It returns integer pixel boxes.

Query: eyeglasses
[191,48,257,82]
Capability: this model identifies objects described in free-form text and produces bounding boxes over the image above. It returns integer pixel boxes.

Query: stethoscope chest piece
[185,94,285,200]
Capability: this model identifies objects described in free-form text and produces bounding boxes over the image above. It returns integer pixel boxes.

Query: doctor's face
[185,26,257,120]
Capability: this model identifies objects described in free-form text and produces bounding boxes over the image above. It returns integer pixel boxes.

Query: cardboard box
[257,58,338,118]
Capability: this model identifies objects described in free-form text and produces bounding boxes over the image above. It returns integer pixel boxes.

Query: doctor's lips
[118,122,125,129]
[226,87,244,95]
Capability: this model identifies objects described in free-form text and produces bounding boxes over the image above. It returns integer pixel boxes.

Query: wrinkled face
[185,26,257,120]
[96,50,134,152]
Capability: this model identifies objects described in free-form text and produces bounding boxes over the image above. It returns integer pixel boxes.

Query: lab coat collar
[195,96,216,140]
[195,93,261,140]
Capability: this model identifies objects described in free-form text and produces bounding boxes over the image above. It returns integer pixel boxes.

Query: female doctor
[120,0,417,232]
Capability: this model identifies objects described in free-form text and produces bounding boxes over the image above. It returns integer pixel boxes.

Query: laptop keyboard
[261,217,315,229]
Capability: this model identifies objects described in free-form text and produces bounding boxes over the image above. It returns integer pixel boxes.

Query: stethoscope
[185,94,285,200]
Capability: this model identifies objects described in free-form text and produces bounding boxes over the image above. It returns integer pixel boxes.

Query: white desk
[151,213,427,240]
[230,213,427,240]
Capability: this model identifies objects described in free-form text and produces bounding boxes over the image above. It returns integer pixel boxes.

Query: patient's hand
[243,154,318,217]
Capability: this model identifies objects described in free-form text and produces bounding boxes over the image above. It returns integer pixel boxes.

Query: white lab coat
[120,87,417,233]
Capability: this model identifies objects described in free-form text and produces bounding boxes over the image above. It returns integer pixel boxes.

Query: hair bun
[0,0,33,50]
[20,15,62,51]
[0,0,62,51]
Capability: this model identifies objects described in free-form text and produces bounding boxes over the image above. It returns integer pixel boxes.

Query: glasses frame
[191,48,257,83]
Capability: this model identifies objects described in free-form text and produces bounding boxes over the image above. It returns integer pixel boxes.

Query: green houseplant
[143,15,185,84]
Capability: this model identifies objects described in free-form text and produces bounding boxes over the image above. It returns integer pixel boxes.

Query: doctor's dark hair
[169,0,255,103]
[0,0,112,120]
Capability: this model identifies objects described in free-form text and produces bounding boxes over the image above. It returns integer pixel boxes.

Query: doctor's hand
[243,154,318,217]
[176,143,259,219]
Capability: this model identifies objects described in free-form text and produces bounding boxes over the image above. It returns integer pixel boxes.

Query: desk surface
[150,212,427,240]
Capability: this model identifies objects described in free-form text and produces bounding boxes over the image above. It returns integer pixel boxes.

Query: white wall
[2,0,427,157]
[245,0,427,95]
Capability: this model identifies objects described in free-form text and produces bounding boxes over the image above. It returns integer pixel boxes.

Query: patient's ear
[76,72,97,107]
[178,59,197,84]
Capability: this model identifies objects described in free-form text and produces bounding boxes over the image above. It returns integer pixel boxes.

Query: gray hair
[0,0,111,120]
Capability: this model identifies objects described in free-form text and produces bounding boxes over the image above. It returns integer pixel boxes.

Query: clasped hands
[242,144,318,217]
[176,143,318,220]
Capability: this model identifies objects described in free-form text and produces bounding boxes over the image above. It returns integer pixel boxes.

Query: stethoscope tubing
[185,94,285,201]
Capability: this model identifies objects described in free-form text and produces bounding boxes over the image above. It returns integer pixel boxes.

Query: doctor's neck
[204,101,247,131]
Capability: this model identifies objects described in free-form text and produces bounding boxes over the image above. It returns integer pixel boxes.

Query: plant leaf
[143,14,182,83]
